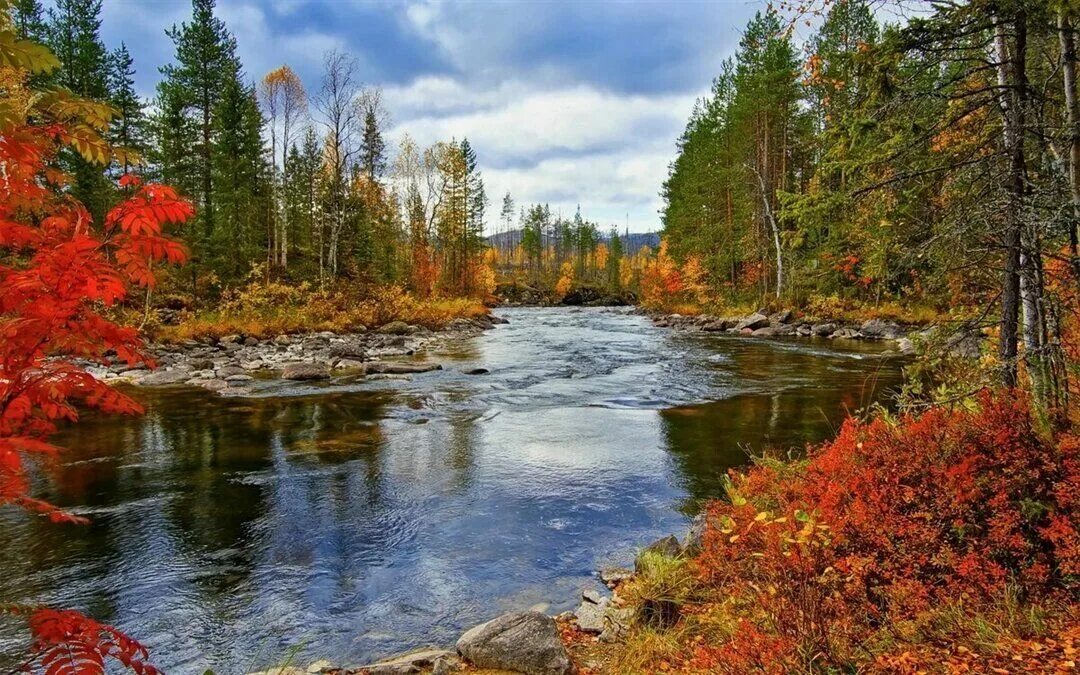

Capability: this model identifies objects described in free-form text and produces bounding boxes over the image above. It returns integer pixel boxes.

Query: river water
[0,307,903,673]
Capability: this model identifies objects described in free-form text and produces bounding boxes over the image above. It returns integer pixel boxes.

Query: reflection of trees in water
[659,363,904,507]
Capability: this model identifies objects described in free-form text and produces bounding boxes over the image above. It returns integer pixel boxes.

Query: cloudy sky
[94,0,765,233]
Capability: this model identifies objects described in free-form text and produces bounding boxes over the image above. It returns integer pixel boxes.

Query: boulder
[329,340,366,359]
[751,326,778,337]
[432,654,461,675]
[463,367,489,375]
[811,322,837,337]
[635,534,682,572]
[598,606,634,644]
[138,369,191,386]
[735,312,770,331]
[219,334,242,345]
[859,318,903,340]
[351,648,454,675]
[599,567,633,588]
[575,591,610,634]
[365,361,442,375]
[281,363,331,380]
[830,328,859,339]
[456,612,572,675]
[378,321,415,335]
[770,309,794,324]
[489,315,510,325]
[702,318,734,332]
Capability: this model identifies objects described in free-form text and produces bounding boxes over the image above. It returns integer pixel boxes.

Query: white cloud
[384,78,700,232]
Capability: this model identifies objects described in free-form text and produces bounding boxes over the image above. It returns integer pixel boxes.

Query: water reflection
[0,307,903,672]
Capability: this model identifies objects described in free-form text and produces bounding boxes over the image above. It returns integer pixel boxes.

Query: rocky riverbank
[248,520,705,675]
[77,314,509,396]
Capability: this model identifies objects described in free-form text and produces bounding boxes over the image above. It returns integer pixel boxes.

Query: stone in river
[138,369,191,386]
[281,363,331,380]
[364,361,442,375]
[463,367,489,375]
[456,611,572,675]
[735,312,770,331]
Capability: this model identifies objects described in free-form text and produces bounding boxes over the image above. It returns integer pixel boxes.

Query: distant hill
[486,229,660,255]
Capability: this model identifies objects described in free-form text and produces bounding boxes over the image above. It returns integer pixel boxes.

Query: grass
[147,281,489,342]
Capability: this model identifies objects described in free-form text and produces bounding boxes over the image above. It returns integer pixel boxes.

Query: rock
[796,325,812,336]
[138,369,191,386]
[187,358,215,371]
[219,334,242,345]
[353,648,453,675]
[378,321,414,335]
[582,589,604,604]
[225,374,253,382]
[575,592,610,634]
[243,336,260,346]
[330,340,366,359]
[947,330,983,358]
[281,363,331,380]
[199,379,229,392]
[366,374,412,381]
[683,513,707,556]
[463,367,489,375]
[217,365,246,378]
[335,358,366,370]
[830,328,859,339]
[811,322,837,336]
[432,654,461,675]
[364,361,442,375]
[859,318,903,340]
[770,309,794,324]
[306,660,333,674]
[455,612,572,675]
[702,318,735,332]
[598,606,634,643]
[489,315,510,325]
[751,326,777,337]
[273,335,292,346]
[896,337,915,354]
[635,534,682,572]
[599,567,634,588]
[735,312,770,331]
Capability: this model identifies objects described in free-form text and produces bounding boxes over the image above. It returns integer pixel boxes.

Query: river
[0,306,903,672]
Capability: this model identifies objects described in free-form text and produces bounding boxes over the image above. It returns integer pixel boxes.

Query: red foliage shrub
[695,392,1079,670]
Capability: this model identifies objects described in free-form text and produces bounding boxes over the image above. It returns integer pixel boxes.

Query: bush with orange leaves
[616,393,1079,674]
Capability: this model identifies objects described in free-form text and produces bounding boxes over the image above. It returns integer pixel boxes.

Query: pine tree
[108,43,147,175]
[12,0,47,41]
[158,0,240,245]
[359,106,386,180]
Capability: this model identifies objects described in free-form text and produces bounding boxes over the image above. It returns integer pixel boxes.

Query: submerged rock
[365,361,442,375]
[281,363,331,380]
[456,611,572,675]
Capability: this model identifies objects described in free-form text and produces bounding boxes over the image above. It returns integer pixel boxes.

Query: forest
[0,0,1078,673]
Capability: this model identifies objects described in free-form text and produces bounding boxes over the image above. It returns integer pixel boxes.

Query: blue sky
[93,0,766,232]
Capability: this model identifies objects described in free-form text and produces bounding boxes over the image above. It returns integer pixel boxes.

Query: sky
[91,0,766,233]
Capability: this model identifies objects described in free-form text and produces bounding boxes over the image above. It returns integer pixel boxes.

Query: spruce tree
[108,43,147,175]
[12,0,47,42]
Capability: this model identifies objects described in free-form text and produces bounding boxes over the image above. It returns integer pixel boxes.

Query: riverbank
[77,314,507,396]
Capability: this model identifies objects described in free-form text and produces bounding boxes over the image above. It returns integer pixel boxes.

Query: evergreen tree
[107,42,147,175]
[359,106,386,180]
[157,0,240,245]
[12,0,47,42]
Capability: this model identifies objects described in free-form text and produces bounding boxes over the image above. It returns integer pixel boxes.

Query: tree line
[661,0,1080,392]
[11,0,493,300]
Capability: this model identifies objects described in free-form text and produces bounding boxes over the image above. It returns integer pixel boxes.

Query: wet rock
[860,318,903,340]
[751,326,778,337]
[364,361,442,375]
[702,318,734,332]
[796,325,812,336]
[635,534,682,572]
[830,328,859,339]
[456,612,572,675]
[281,363,331,380]
[330,341,366,359]
[138,369,191,386]
[463,367,489,375]
[378,321,414,335]
[599,567,633,588]
[735,312,770,331]
[217,365,246,378]
[225,374,253,382]
[335,358,366,370]
[351,647,453,675]
[198,379,229,392]
[489,315,510,325]
[811,322,837,336]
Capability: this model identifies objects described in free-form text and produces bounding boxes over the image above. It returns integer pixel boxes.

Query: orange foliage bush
[680,393,1078,673]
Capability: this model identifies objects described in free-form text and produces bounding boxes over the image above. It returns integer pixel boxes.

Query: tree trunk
[994,9,1027,388]
[751,163,783,301]
[1059,11,1080,280]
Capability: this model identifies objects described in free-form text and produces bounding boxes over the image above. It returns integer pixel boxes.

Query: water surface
[0,307,902,672]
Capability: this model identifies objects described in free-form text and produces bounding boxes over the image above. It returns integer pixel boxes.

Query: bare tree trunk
[750,163,783,301]
[1059,11,1080,280]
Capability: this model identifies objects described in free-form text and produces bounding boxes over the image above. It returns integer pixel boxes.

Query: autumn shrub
[156,278,489,342]
[614,392,1079,673]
